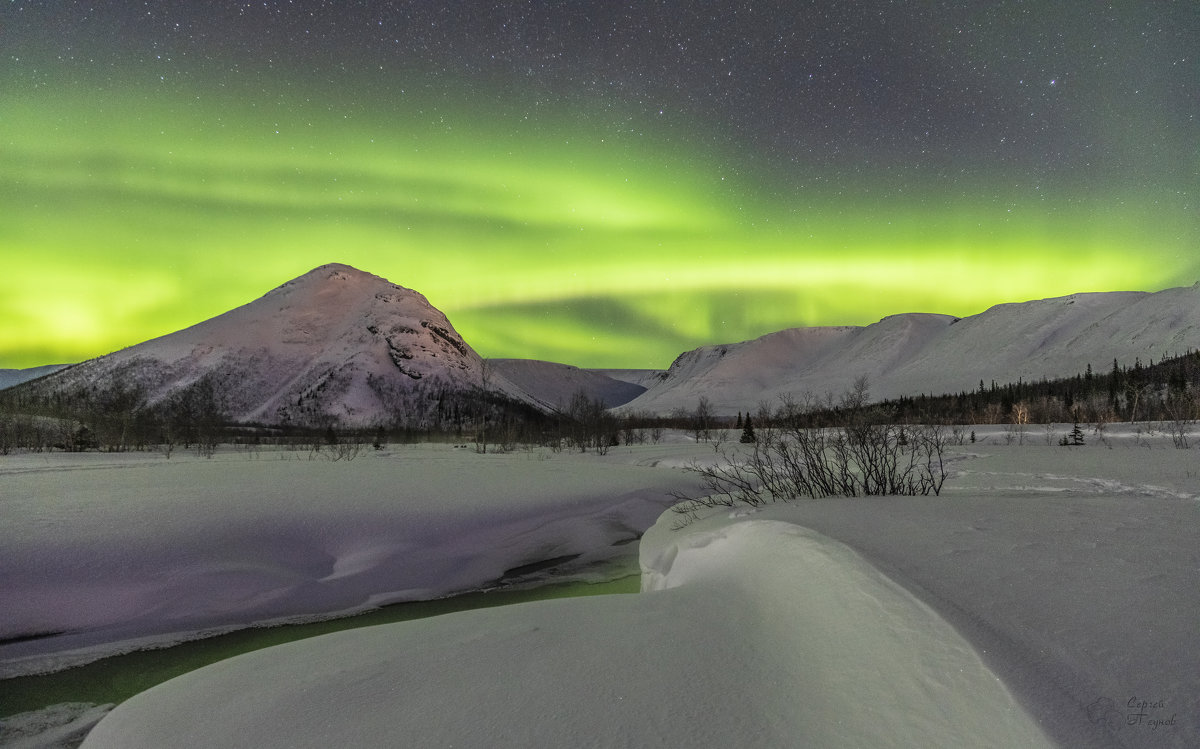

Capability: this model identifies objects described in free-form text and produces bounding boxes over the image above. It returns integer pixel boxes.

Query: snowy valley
[1,265,1198,748]
[1,434,1196,749]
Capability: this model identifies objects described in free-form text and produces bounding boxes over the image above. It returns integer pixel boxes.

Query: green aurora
[2,81,1196,369]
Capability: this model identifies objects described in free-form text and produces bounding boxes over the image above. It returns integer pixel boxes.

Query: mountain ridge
[8,266,1199,423]
[616,284,1200,416]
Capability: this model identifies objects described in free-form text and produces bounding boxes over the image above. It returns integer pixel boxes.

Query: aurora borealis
[2,2,1196,369]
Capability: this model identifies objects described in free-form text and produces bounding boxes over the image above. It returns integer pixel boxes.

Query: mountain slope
[618,284,1200,416]
[27,264,489,426]
[489,359,647,411]
[0,364,69,391]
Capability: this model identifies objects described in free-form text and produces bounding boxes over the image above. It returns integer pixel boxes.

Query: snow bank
[80,501,1051,749]
[0,703,111,749]
[641,512,1056,748]
[768,441,1199,748]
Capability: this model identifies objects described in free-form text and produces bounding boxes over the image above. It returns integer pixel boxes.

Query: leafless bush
[670,380,948,525]
[1002,421,1028,446]
[1165,397,1194,449]
[329,440,362,461]
[304,428,363,461]
[710,430,727,453]
[1168,420,1192,449]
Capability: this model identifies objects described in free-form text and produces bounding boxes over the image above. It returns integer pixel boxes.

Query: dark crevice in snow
[497,554,583,583]
[0,631,68,647]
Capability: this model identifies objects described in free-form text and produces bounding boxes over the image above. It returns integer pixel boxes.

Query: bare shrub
[330,440,362,461]
[670,381,949,525]
[1165,396,1194,449]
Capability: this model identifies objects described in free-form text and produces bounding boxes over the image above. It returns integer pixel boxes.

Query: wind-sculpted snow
[78,491,1055,748]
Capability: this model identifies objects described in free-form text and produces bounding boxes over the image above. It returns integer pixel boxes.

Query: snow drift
[79,497,1054,749]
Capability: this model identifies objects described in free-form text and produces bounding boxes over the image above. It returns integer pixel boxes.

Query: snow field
[0,443,705,678]
[3,430,1197,747]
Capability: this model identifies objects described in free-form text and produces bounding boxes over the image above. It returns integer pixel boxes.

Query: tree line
[875,351,1200,427]
[2,350,1198,456]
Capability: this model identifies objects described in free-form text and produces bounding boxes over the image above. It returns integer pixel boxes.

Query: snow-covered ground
[3,426,1198,747]
[0,443,702,679]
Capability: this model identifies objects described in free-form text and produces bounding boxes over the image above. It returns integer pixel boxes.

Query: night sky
[2,2,1196,369]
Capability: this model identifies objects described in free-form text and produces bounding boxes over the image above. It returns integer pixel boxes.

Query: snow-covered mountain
[588,368,666,390]
[25,264,492,426]
[618,283,1200,416]
[489,359,648,410]
[16,267,1200,423]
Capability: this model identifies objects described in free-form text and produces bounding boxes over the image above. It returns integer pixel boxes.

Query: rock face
[617,283,1200,416]
[31,264,487,426]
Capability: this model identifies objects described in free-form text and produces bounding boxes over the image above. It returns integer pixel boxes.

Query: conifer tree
[739,413,757,443]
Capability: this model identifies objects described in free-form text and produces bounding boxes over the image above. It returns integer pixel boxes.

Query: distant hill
[616,284,1200,416]
[488,359,648,410]
[0,364,69,391]
[587,369,665,390]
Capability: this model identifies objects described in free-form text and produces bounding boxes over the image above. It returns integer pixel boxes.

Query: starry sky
[2,1,1196,369]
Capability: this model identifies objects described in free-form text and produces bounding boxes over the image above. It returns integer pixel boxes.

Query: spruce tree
[739,414,757,443]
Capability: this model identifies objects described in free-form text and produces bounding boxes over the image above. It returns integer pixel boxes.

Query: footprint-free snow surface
[81,516,1053,749]
[4,427,1198,748]
[0,445,697,679]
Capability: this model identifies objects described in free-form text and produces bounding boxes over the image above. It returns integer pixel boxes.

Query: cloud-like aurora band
[1,82,1193,369]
